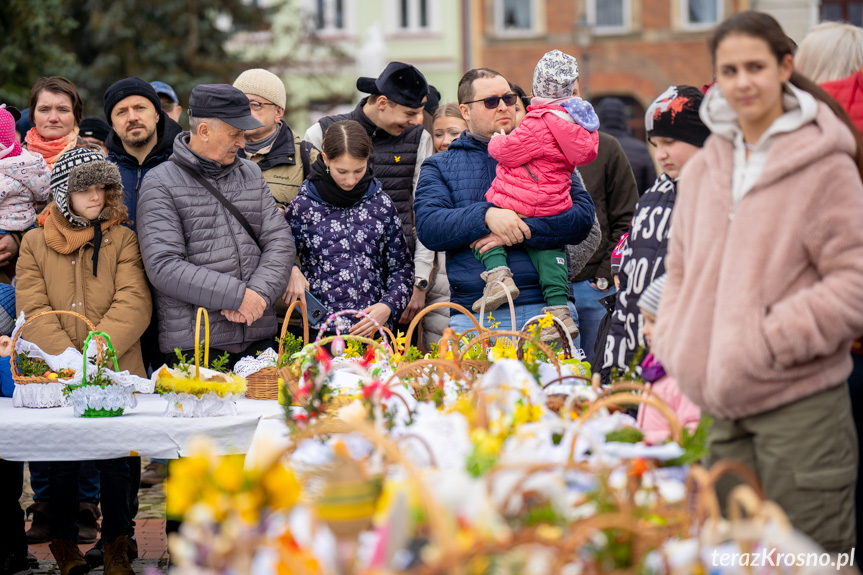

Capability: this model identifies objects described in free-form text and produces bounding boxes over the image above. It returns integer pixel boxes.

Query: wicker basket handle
[521,314,575,359]
[403,301,484,350]
[314,334,391,357]
[541,374,593,389]
[478,279,517,330]
[457,329,562,379]
[279,300,309,362]
[11,309,98,378]
[568,392,683,463]
[314,309,390,350]
[81,331,118,385]
[194,307,209,380]
[384,358,467,390]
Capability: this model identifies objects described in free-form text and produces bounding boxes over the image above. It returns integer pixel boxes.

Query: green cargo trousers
[706,383,857,553]
[473,245,569,306]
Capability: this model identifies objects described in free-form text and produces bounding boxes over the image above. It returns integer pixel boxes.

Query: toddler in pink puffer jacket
[474,50,599,342]
[0,105,51,234]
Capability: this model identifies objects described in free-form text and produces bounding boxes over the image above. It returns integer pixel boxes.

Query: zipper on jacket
[221,198,248,343]
[135,166,143,204]
[523,164,539,183]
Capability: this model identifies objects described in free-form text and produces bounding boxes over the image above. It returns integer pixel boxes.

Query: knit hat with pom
[0,105,22,160]
[50,147,121,227]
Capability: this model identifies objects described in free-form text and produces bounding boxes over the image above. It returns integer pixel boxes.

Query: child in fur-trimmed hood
[15,147,151,574]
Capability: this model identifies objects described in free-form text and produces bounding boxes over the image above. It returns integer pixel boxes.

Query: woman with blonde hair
[796,21,863,85]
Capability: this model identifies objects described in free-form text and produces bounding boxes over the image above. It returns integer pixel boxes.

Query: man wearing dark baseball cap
[136,82,294,376]
[303,61,436,332]
[150,81,183,123]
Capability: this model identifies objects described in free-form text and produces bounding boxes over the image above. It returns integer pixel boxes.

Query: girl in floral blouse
[285,120,412,337]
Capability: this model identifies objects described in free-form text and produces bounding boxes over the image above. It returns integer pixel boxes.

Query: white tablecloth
[0,394,286,461]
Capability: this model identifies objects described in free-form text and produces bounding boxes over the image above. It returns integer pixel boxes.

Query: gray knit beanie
[638,275,667,317]
[532,50,580,99]
[50,148,122,227]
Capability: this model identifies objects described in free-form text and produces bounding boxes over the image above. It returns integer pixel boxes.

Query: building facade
[471,0,832,138]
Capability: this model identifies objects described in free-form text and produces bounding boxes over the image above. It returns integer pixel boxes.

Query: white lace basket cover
[152,365,245,418]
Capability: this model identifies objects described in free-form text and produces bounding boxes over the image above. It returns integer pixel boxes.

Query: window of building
[495,0,537,35]
[681,0,721,29]
[821,0,863,26]
[314,0,346,32]
[587,0,631,33]
[398,0,431,30]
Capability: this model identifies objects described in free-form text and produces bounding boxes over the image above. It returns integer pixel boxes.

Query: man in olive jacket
[137,84,295,357]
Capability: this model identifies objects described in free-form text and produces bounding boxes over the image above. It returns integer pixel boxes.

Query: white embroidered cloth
[0,394,284,461]
[12,382,67,408]
[160,392,244,418]
[233,348,279,378]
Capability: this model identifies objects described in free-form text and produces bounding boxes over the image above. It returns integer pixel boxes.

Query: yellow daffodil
[262,463,301,510]
[513,403,543,426]
[470,428,505,456]
[395,331,407,352]
[212,455,245,493]
[489,338,517,361]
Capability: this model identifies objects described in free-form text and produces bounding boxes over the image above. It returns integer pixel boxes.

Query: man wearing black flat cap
[137,84,295,362]
[303,61,436,330]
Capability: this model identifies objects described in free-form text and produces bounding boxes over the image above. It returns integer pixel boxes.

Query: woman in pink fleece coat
[653,11,863,553]
[473,50,598,342]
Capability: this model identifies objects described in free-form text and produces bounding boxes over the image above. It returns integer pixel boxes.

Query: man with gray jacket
[137,84,295,359]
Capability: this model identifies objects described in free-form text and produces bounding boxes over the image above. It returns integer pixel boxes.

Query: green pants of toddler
[473,245,569,306]
[706,383,857,553]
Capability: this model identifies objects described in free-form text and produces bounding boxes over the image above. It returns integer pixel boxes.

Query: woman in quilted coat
[285,120,412,337]
[477,49,599,342]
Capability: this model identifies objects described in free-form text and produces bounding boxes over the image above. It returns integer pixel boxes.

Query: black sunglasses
[463,93,519,109]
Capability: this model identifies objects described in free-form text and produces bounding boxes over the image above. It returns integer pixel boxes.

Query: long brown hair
[709,11,863,178]
[321,120,372,161]
[101,183,129,224]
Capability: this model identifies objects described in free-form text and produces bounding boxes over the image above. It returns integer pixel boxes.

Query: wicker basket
[246,300,309,400]
[11,309,96,384]
[65,330,129,418]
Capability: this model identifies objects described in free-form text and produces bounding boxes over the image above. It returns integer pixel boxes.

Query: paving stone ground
[22,458,168,574]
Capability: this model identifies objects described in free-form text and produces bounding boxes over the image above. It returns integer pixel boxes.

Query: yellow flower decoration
[513,403,543,426]
[489,337,517,361]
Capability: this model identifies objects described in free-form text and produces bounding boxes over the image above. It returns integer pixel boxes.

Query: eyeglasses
[249,101,278,111]
[462,93,518,109]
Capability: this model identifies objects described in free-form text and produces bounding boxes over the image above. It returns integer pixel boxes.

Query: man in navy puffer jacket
[416,68,595,334]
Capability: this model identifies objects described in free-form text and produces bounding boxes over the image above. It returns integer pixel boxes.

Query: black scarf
[308,155,374,208]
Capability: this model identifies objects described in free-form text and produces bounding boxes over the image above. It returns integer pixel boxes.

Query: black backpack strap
[169,158,262,251]
[299,140,314,179]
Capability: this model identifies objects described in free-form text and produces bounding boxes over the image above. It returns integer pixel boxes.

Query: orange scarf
[25,127,79,169]
[43,205,115,255]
